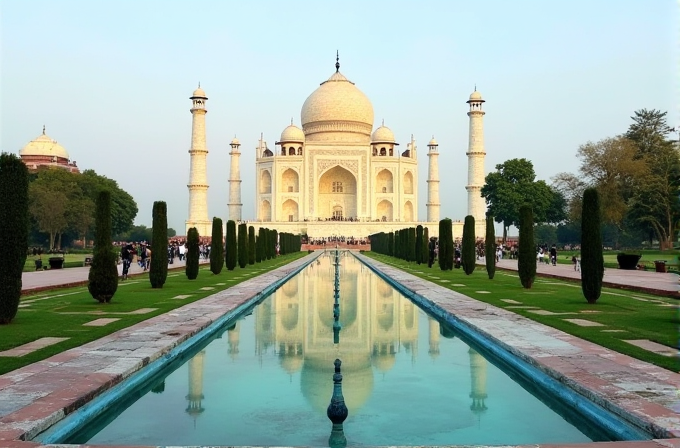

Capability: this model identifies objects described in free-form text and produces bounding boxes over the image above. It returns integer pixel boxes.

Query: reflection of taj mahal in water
[185,55,488,239]
[182,254,489,419]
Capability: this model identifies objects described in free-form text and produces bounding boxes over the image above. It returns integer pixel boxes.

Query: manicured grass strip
[0,252,306,376]
[364,252,679,372]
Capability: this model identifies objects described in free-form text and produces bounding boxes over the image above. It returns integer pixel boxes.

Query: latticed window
[332,181,343,193]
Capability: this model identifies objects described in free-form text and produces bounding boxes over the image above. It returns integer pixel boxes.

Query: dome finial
[335,50,340,72]
[42,125,46,135]
[474,83,476,91]
[291,117,294,125]
[382,119,384,126]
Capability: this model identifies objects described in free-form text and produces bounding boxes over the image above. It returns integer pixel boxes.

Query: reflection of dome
[377,280,392,298]
[282,280,299,298]
[300,355,373,414]
[19,128,70,160]
[372,354,396,373]
[371,124,395,143]
[301,69,374,136]
[377,304,394,331]
[279,124,305,143]
[280,354,303,374]
[281,303,299,331]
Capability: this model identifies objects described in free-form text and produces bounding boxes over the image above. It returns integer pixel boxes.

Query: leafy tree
[581,188,604,303]
[438,218,453,270]
[0,153,29,324]
[238,223,248,268]
[225,220,237,270]
[29,176,73,249]
[248,226,256,265]
[210,217,224,275]
[625,110,680,249]
[149,201,168,288]
[517,205,536,289]
[67,196,95,247]
[79,170,137,236]
[485,215,496,279]
[461,215,476,275]
[167,228,177,238]
[88,191,118,302]
[534,224,558,246]
[185,227,199,280]
[481,158,565,240]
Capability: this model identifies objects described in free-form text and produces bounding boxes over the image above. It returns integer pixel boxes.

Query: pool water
[67,253,612,446]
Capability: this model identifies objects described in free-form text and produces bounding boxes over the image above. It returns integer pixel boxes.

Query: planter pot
[48,257,64,269]
[654,260,667,273]
[616,253,641,270]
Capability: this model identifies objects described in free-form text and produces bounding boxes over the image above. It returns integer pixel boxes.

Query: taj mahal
[185,55,488,240]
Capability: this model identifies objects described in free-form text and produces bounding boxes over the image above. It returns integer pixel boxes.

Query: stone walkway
[1,252,678,448]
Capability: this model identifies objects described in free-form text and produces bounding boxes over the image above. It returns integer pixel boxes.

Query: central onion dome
[300,59,374,139]
[19,127,70,160]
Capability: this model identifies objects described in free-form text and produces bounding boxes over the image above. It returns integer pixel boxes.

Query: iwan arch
[186,55,488,239]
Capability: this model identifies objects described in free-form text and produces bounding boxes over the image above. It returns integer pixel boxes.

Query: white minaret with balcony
[186,85,211,236]
[426,136,440,222]
[466,88,487,230]
[228,137,242,221]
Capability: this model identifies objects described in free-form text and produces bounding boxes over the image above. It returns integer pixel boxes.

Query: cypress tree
[272,230,278,257]
[518,205,536,289]
[149,201,168,288]
[210,217,224,275]
[462,215,476,275]
[225,220,237,270]
[422,227,429,266]
[88,190,118,302]
[238,223,248,268]
[256,228,265,263]
[438,218,453,270]
[388,232,394,257]
[581,188,604,304]
[485,215,496,279]
[408,227,417,262]
[248,226,256,264]
[415,225,424,264]
[185,227,199,280]
[0,153,29,323]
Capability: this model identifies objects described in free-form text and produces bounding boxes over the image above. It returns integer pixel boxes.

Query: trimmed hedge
[210,217,224,275]
[225,220,237,271]
[485,215,496,279]
[185,227,199,279]
[88,191,118,302]
[248,226,256,265]
[462,215,476,275]
[0,153,29,323]
[581,188,604,304]
[238,223,248,268]
[518,205,536,289]
[150,201,168,288]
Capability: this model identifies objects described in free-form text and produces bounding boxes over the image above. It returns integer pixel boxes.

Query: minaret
[186,84,211,236]
[428,317,440,360]
[466,88,487,227]
[468,347,488,415]
[185,350,206,421]
[228,136,242,221]
[426,136,440,222]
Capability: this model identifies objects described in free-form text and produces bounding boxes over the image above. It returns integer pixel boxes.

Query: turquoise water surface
[70,253,607,446]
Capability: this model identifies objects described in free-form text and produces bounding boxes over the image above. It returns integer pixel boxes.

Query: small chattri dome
[191,86,207,98]
[428,137,438,146]
[371,124,395,143]
[468,90,483,101]
[230,137,240,145]
[19,128,70,160]
[279,124,305,143]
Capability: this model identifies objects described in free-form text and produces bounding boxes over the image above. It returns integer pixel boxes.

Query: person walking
[121,243,133,280]
[550,245,557,266]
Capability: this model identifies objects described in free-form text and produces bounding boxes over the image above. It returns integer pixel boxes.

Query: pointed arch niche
[377,200,393,222]
[403,201,414,222]
[281,168,299,193]
[375,169,393,193]
[282,199,299,222]
[260,200,272,221]
[260,170,272,194]
[318,165,357,219]
[403,171,414,195]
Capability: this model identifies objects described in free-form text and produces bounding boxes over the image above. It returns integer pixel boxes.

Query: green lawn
[541,249,679,273]
[0,252,306,375]
[23,253,93,271]
[364,252,679,372]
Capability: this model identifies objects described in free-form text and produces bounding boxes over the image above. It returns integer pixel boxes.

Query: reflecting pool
[69,252,608,446]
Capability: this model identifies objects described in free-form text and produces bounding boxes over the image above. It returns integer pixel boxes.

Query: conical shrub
[150,201,168,288]
[88,190,118,302]
[186,227,199,280]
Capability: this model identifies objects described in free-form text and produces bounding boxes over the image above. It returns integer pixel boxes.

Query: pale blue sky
[2,0,677,234]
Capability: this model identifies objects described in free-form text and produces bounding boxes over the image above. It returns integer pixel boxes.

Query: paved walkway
[492,258,679,297]
[2,252,678,448]
[21,258,204,294]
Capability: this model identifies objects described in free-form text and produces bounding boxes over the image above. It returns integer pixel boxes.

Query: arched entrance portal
[318,166,357,220]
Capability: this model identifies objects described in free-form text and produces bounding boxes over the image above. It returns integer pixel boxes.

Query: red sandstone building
[18,126,79,173]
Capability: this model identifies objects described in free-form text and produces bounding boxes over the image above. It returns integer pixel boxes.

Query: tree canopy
[481,158,565,237]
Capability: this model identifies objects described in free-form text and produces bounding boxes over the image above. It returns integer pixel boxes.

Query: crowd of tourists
[302,235,368,246]
[115,239,213,280]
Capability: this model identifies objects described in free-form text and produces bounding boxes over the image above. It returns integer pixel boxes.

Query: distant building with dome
[185,56,488,239]
[18,126,79,173]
